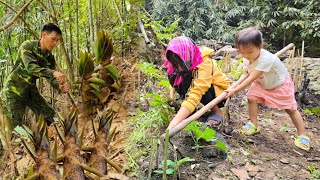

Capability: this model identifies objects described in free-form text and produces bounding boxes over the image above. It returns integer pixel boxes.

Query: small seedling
[279,124,296,132]
[184,121,227,152]
[154,157,195,175]
[306,163,320,179]
[304,107,320,117]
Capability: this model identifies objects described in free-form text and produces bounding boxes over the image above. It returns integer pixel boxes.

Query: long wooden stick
[160,43,295,139]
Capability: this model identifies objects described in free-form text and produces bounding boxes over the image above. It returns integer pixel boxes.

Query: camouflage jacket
[3,40,59,98]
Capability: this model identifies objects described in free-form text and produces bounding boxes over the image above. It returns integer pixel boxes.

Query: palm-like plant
[78,30,120,115]
[17,116,60,179]
[54,108,103,179]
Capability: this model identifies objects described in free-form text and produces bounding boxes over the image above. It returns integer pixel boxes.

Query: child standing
[225,27,310,151]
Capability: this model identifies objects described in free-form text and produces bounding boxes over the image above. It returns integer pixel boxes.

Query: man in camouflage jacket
[1,23,69,126]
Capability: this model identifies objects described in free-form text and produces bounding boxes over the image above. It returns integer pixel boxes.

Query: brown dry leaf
[230,168,250,180]
[101,172,129,180]
[244,163,260,172]
[208,172,225,180]
[16,157,33,175]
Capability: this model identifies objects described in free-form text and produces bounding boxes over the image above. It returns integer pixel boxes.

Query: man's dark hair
[42,23,62,35]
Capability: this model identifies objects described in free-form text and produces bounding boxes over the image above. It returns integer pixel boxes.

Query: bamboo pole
[148,138,157,180]
[162,130,169,180]
[88,0,94,42]
[75,0,79,59]
[298,41,305,90]
[160,43,295,139]
[67,1,74,65]
[288,46,296,78]
[172,142,179,180]
[293,50,300,90]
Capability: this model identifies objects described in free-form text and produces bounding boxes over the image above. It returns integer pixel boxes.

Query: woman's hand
[169,87,175,101]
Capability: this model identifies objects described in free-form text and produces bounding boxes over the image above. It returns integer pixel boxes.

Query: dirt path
[156,90,320,179]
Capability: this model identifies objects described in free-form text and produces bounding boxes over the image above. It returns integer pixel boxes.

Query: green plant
[306,163,320,179]
[304,107,320,117]
[137,62,164,80]
[184,121,227,152]
[154,157,195,175]
[279,124,296,132]
[125,93,174,175]
[151,0,238,42]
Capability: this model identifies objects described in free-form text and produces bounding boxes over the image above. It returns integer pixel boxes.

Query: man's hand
[53,71,69,92]
[53,71,67,84]
[59,81,70,92]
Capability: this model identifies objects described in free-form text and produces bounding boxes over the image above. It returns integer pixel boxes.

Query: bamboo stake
[288,46,296,78]
[148,138,157,180]
[162,130,169,180]
[76,0,79,59]
[298,41,305,90]
[172,142,179,180]
[138,69,141,108]
[293,50,300,90]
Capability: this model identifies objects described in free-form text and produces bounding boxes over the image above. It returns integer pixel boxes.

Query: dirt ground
[148,90,320,179]
[0,50,319,179]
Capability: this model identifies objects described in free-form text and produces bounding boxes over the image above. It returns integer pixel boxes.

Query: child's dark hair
[235,27,262,48]
[42,23,62,35]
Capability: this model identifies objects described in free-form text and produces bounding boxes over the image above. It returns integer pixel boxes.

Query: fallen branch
[160,43,295,139]
[138,18,150,44]
[0,0,34,32]
[0,0,38,38]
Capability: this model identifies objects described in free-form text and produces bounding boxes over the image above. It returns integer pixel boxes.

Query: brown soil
[147,90,320,179]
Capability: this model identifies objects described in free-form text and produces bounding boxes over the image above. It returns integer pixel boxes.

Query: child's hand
[225,88,236,98]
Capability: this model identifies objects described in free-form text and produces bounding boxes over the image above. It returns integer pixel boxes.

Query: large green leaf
[95,30,113,65]
[78,51,94,79]
[215,140,228,153]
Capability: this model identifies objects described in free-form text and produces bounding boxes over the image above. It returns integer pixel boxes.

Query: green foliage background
[151,0,320,56]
